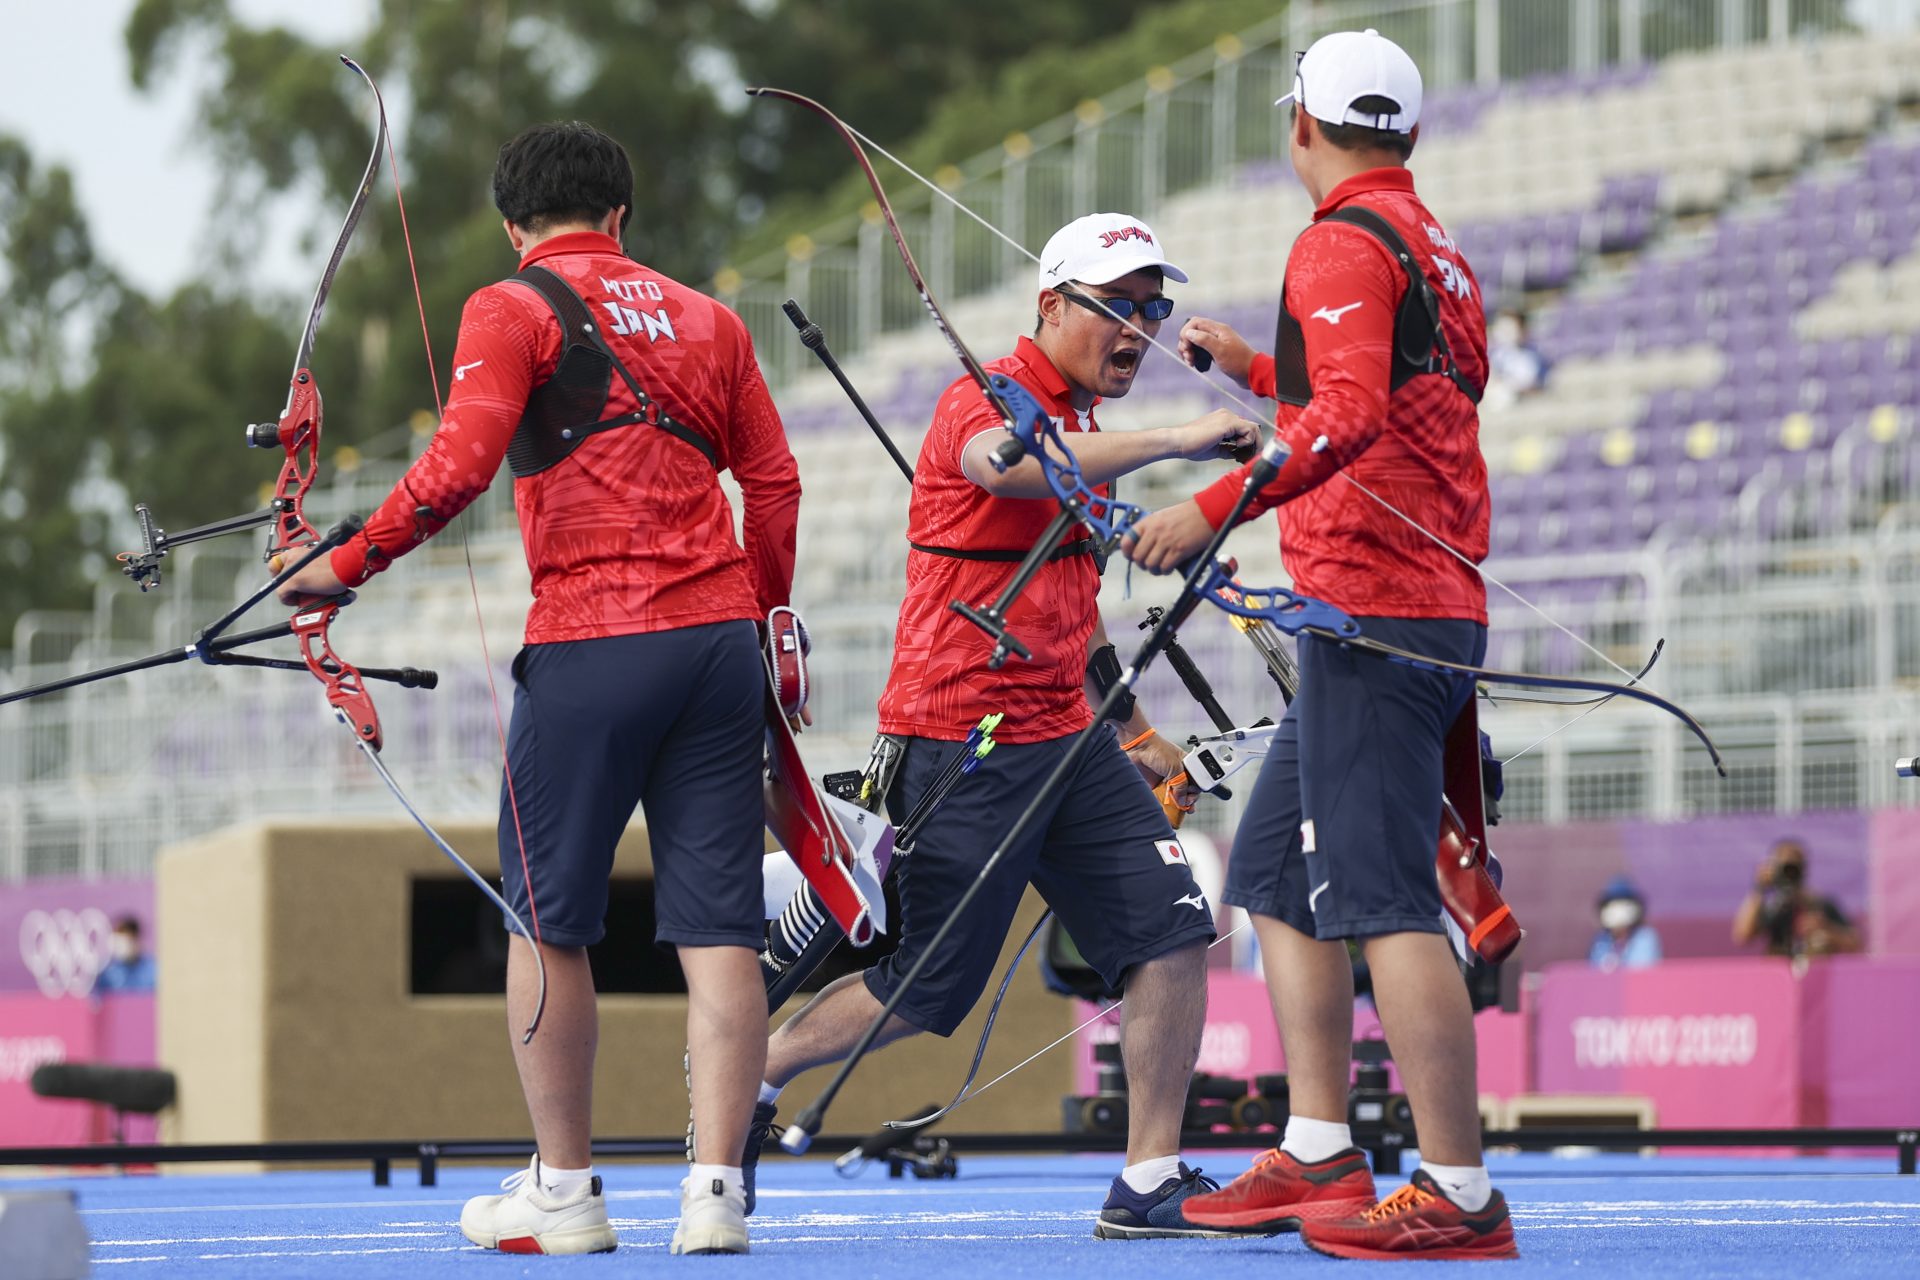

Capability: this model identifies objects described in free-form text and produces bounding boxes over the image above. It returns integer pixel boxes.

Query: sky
[0,0,376,296]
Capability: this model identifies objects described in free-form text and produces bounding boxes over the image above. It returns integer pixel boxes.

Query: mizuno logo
[454,360,485,381]
[1311,301,1364,325]
[1309,881,1331,912]
[1174,891,1208,912]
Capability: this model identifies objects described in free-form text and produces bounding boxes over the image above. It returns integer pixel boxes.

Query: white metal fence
[5,475,1917,881]
[721,0,1901,386]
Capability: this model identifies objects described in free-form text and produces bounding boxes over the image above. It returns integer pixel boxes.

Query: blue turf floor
[11,1150,1920,1277]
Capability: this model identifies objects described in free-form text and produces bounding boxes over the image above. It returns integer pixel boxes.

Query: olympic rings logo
[18,908,114,998]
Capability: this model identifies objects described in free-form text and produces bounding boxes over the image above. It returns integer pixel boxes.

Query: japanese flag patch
[1155,838,1188,866]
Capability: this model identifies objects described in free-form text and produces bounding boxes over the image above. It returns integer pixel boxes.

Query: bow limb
[1299,627,1726,777]
[747,90,1020,426]
[1203,566,1720,772]
[884,909,1053,1131]
[1478,639,1664,708]
[260,55,390,564]
[748,88,1069,479]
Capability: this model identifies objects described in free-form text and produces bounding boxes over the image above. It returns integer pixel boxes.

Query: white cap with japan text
[1036,212,1189,292]
[1276,27,1423,134]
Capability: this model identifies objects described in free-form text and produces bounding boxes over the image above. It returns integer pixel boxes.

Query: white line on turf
[94,1232,447,1247]
[77,1182,1107,1215]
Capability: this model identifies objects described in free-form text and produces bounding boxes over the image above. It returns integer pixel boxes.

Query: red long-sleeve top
[331,232,800,642]
[1193,168,1490,623]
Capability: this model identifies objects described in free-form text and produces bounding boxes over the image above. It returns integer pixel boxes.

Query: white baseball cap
[1036,212,1189,292]
[1276,28,1423,134]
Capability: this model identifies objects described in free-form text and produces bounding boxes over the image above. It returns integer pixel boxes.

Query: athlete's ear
[602,205,629,239]
[1292,107,1314,150]
[504,218,527,254]
[1406,123,1420,155]
[1036,287,1067,333]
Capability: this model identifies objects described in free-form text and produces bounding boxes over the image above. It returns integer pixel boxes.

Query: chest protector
[1271,205,1483,409]
[504,265,719,478]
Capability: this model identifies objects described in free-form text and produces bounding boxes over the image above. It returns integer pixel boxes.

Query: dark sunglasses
[1056,286,1174,323]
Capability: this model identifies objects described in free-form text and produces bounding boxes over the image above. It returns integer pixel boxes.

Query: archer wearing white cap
[752,214,1258,1240]
[1127,29,1517,1261]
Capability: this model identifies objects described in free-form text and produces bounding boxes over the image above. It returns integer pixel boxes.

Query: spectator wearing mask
[1588,877,1660,971]
[1732,839,1860,959]
[91,916,156,994]
[1483,309,1548,411]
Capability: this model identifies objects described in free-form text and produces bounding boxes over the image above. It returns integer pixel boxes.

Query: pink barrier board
[1076,972,1532,1100]
[1798,955,1920,1127]
[0,993,158,1145]
[1535,959,1802,1127]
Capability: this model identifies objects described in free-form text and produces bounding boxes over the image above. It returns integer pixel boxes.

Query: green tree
[0,136,127,637]
[725,0,1279,268]
[125,0,754,456]
[726,0,1164,220]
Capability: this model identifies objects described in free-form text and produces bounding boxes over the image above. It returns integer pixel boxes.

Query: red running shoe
[1301,1168,1519,1261]
[1179,1146,1378,1230]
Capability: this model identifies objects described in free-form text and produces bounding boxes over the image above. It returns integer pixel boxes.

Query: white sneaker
[460,1158,618,1255]
[670,1173,749,1255]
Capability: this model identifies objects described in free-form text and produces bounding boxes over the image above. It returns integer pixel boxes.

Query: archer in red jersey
[758,213,1264,1239]
[277,122,793,1257]
[1126,30,1516,1261]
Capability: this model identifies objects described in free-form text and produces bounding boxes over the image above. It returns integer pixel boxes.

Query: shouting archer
[751,213,1262,1240]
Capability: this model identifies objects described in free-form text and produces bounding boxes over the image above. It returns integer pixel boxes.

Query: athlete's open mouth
[1109,348,1141,375]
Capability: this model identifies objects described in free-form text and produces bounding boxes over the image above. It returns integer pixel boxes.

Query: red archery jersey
[331,232,800,644]
[1192,168,1490,623]
[878,337,1104,744]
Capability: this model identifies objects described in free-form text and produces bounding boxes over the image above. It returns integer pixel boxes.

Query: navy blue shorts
[866,729,1217,1037]
[1223,616,1486,941]
[496,621,765,950]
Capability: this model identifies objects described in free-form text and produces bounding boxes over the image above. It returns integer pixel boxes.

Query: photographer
[1732,839,1860,959]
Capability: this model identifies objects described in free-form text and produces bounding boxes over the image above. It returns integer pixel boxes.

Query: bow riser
[255,370,325,560]
[289,600,381,749]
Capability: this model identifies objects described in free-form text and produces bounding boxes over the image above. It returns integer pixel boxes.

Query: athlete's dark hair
[492,122,634,235]
[1303,94,1415,160]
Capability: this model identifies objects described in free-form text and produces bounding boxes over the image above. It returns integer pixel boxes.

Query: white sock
[1279,1115,1353,1164]
[757,1081,783,1106]
[1120,1154,1183,1194]
[1419,1161,1492,1213]
[536,1159,595,1198]
[688,1162,745,1199]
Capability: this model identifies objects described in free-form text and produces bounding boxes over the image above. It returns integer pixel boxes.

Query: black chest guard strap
[504,265,720,478]
[909,540,1095,563]
[1271,205,1483,409]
